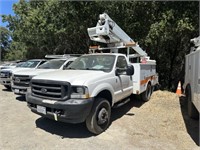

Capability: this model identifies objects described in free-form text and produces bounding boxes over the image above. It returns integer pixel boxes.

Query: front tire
[186,85,199,119]
[86,98,111,134]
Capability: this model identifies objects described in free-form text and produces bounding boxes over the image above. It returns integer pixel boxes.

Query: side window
[116,56,127,69]
[116,56,128,74]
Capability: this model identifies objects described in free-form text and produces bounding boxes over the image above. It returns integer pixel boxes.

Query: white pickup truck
[0,62,17,70]
[26,53,158,134]
[0,59,46,89]
[12,57,77,95]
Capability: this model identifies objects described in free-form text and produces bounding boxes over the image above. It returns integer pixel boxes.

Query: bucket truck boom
[87,13,147,56]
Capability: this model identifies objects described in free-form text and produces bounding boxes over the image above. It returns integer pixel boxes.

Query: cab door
[114,56,133,102]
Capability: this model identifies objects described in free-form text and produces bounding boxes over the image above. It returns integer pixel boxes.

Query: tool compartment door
[194,50,200,112]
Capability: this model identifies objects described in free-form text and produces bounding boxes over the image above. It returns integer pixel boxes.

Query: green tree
[4,41,27,61]
[145,1,198,91]
[0,27,11,60]
[1,1,199,90]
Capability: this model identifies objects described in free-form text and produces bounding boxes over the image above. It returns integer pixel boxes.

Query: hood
[13,68,57,76]
[0,66,16,70]
[0,67,27,73]
[32,70,109,86]
[11,68,35,74]
[0,67,36,74]
[0,68,14,72]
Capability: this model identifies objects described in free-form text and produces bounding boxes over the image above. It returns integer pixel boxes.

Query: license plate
[14,89,19,93]
[37,105,46,115]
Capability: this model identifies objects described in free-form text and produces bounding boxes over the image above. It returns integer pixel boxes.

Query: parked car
[0,62,17,70]
[0,59,46,89]
[12,57,77,95]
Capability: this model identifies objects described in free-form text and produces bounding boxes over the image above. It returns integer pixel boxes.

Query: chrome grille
[0,72,11,78]
[13,75,31,87]
[31,80,70,100]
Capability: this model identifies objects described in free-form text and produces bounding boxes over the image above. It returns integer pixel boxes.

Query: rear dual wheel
[86,98,111,134]
[141,83,152,102]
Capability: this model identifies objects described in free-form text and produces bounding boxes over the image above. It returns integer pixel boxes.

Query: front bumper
[26,92,94,123]
[0,78,11,86]
[12,85,28,95]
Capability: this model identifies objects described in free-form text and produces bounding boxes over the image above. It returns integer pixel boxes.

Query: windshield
[38,59,65,69]
[1,63,10,66]
[16,62,25,67]
[20,60,40,68]
[67,55,116,72]
[9,63,17,66]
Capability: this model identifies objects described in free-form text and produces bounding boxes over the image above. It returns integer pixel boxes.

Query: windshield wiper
[66,67,76,70]
[85,68,105,71]
[38,67,50,69]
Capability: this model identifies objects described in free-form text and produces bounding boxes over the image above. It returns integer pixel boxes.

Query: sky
[0,0,19,28]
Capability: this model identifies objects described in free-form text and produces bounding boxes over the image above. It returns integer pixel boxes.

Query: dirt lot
[0,84,199,150]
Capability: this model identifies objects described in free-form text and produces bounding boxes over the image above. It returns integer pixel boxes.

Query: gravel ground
[0,84,199,150]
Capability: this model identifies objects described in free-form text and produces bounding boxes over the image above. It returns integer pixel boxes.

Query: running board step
[113,97,130,108]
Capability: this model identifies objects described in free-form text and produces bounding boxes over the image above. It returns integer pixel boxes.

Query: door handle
[198,78,200,84]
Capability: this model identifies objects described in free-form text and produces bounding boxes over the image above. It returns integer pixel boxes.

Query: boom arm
[87,13,147,56]
[190,36,200,52]
[190,36,200,47]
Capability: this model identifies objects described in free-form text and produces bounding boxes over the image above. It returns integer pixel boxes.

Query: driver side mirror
[115,65,134,76]
[126,65,134,76]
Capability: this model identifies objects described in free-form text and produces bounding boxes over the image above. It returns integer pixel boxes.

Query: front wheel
[86,98,111,134]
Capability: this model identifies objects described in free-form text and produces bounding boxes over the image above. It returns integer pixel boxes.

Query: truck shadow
[16,95,26,102]
[111,96,145,122]
[179,96,199,146]
[2,88,12,92]
[35,118,93,138]
[35,96,145,138]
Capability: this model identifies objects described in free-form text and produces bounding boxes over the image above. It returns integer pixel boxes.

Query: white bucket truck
[184,36,200,119]
[26,13,158,134]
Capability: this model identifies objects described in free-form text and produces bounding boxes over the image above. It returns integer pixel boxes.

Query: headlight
[71,86,90,99]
